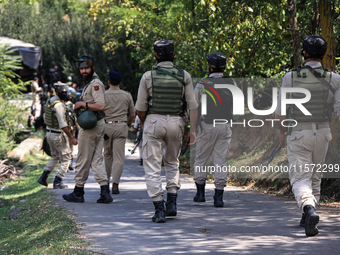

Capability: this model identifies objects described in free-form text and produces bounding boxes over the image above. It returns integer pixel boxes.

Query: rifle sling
[304,66,335,94]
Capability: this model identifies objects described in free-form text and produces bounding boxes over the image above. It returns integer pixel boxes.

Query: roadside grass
[0,151,94,255]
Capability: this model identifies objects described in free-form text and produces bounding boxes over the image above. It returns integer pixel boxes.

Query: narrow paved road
[51,142,340,255]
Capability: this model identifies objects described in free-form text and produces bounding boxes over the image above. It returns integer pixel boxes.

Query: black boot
[97,185,113,203]
[303,205,319,236]
[152,201,166,223]
[166,193,178,216]
[68,158,74,171]
[63,186,84,203]
[213,189,224,207]
[37,170,50,186]
[300,213,306,227]
[53,176,68,189]
[193,183,206,202]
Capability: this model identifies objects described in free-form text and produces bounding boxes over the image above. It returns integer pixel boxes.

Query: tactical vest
[288,66,332,123]
[44,98,71,129]
[149,66,185,116]
[199,77,234,124]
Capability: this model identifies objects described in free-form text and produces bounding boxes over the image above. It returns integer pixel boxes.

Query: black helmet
[208,52,226,70]
[302,35,327,59]
[76,109,97,130]
[54,83,69,93]
[154,40,174,55]
[76,56,94,69]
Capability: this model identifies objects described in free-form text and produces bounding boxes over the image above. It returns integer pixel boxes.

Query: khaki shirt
[46,95,68,130]
[81,72,106,106]
[31,81,41,104]
[135,61,198,112]
[104,87,135,121]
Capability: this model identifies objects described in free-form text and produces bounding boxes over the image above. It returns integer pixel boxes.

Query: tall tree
[288,0,302,67]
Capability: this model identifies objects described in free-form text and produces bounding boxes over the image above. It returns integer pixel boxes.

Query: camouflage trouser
[74,119,108,187]
[194,122,232,190]
[44,131,72,178]
[287,125,332,211]
[142,114,185,201]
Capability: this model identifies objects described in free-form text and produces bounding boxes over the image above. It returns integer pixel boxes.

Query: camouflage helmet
[76,109,97,130]
[154,40,174,55]
[208,52,226,70]
[302,35,327,59]
[76,56,94,69]
[53,83,69,93]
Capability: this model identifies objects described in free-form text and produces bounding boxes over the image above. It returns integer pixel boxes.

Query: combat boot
[166,193,178,216]
[152,201,166,223]
[37,170,50,186]
[97,185,113,203]
[193,183,206,202]
[300,213,306,227]
[303,205,319,236]
[53,176,68,189]
[213,189,224,207]
[63,186,85,203]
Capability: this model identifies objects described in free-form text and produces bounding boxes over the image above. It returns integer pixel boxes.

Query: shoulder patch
[94,85,99,91]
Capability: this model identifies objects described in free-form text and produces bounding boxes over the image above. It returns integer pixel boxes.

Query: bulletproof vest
[149,66,185,116]
[199,77,234,124]
[288,66,332,123]
[44,98,71,129]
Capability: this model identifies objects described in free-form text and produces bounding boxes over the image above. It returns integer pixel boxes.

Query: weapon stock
[180,133,190,156]
[129,130,143,155]
[265,140,281,167]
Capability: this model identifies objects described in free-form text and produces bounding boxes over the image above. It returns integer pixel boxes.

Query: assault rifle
[129,130,143,155]
[265,140,281,167]
[180,133,190,156]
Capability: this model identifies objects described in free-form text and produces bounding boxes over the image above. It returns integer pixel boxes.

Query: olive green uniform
[135,61,198,201]
[44,95,72,178]
[74,72,108,187]
[104,87,135,183]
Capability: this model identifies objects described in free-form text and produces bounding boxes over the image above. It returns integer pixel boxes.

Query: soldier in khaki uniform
[63,56,113,204]
[104,70,135,194]
[135,40,198,223]
[276,35,340,236]
[193,52,235,207]
[37,83,78,189]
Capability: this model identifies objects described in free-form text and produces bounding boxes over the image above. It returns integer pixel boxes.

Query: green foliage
[0,97,26,158]
[0,153,94,254]
[0,45,26,96]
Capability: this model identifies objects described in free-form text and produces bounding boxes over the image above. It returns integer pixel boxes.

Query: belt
[291,122,329,131]
[47,129,61,134]
[105,121,127,124]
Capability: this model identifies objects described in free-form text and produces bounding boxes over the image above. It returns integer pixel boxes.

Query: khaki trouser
[194,122,232,190]
[44,131,72,178]
[287,125,332,211]
[104,122,128,183]
[142,114,185,201]
[74,119,108,187]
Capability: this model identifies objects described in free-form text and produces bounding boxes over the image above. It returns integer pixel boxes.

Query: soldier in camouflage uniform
[37,83,78,189]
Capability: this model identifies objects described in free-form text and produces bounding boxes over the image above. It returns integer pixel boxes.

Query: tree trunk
[319,0,336,71]
[288,0,302,67]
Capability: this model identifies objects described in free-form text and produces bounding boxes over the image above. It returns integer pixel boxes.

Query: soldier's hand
[71,137,78,146]
[189,130,196,146]
[74,101,85,110]
[277,131,286,148]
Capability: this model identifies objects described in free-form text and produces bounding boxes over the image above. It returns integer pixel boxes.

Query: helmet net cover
[302,35,327,58]
[154,40,174,55]
[208,52,227,69]
[54,83,69,92]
